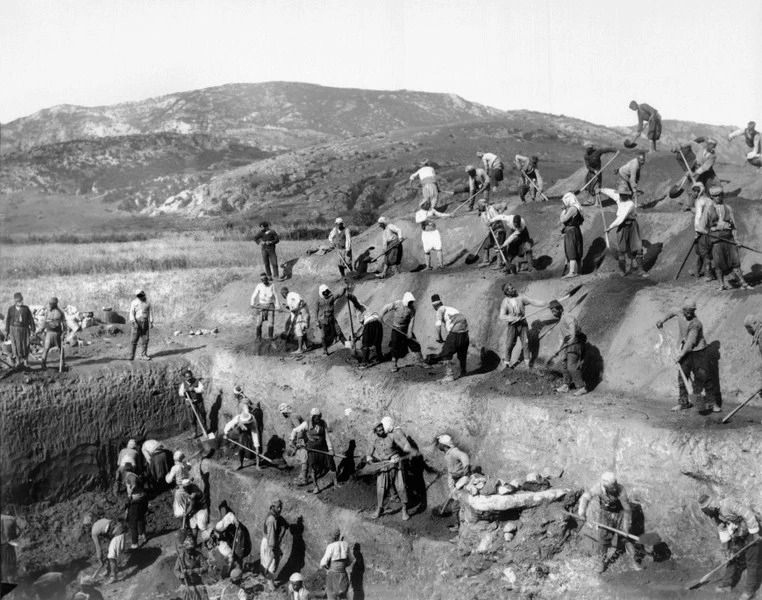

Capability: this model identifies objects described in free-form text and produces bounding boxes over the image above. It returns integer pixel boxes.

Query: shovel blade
[464,253,480,265]
[623,139,638,148]
[668,185,684,199]
[638,531,662,546]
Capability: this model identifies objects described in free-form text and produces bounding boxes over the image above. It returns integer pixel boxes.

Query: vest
[745,129,758,149]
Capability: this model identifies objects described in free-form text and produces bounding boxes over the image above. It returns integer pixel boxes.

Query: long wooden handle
[489,225,510,266]
[564,511,638,542]
[223,435,278,466]
[722,388,762,423]
[687,540,758,589]
[184,392,209,436]
[521,171,548,202]
[579,151,621,193]
[659,329,692,390]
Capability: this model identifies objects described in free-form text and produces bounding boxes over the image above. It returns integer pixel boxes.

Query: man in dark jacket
[582,142,617,205]
[5,292,36,369]
[254,221,284,281]
[40,296,67,370]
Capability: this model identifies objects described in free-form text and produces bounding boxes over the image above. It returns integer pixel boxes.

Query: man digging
[366,417,415,521]
[550,300,588,396]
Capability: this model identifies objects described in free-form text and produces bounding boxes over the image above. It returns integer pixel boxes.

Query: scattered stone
[174,331,181,336]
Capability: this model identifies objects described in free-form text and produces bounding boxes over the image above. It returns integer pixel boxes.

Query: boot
[562,260,578,278]
[401,507,410,521]
[255,325,262,340]
[108,559,117,583]
[371,507,383,519]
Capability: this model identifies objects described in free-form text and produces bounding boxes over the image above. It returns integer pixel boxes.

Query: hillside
[0,81,504,153]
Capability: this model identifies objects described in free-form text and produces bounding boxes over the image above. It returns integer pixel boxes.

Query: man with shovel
[656,299,718,413]
[281,286,311,354]
[629,101,661,153]
[616,152,646,199]
[582,142,618,205]
[688,182,716,282]
[367,417,415,521]
[328,217,352,279]
[549,300,588,396]
[316,284,351,355]
[250,272,280,341]
[729,121,761,167]
[515,154,544,203]
[427,294,469,382]
[380,292,429,373]
[179,370,207,438]
[498,283,548,370]
[476,198,507,269]
[375,217,404,279]
[704,186,753,291]
[466,164,489,209]
[578,472,642,573]
[477,151,505,200]
[279,404,309,486]
[223,404,260,471]
[698,494,760,599]
[601,187,648,277]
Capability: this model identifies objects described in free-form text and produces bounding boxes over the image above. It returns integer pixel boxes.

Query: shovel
[721,387,762,424]
[80,562,106,585]
[668,149,696,199]
[524,284,585,321]
[578,152,621,194]
[564,512,662,546]
[337,250,357,277]
[623,131,642,149]
[185,392,215,440]
[521,171,549,202]
[657,327,694,396]
[222,435,280,467]
[465,236,489,265]
[685,539,758,590]
[432,497,454,518]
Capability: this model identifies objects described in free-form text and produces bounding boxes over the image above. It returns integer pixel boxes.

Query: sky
[1,0,760,127]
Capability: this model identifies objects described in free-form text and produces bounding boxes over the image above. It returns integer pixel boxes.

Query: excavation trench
[2,347,760,599]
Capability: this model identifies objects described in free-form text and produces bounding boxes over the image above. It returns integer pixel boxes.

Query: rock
[106,325,122,335]
[475,531,498,554]
[503,532,514,542]
[503,521,519,533]
[174,331,181,336]
[503,567,517,585]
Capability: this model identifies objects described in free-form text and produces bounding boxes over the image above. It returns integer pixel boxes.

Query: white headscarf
[402,292,415,305]
[381,416,394,433]
[562,192,583,214]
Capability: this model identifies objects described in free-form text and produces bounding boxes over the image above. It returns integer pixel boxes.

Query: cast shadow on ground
[281,258,299,280]
[276,516,305,584]
[582,237,609,274]
[337,440,357,483]
[630,502,672,563]
[265,435,287,461]
[706,340,723,410]
[534,255,553,271]
[122,547,163,579]
[209,391,223,434]
[471,348,501,375]
[747,264,762,285]
[642,239,663,271]
[350,543,366,600]
[582,342,604,391]
[405,436,438,514]
[445,248,468,267]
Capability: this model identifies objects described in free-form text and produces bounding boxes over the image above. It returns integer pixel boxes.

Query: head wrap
[465,164,475,173]
[173,450,185,462]
[691,181,705,193]
[127,439,138,450]
[601,471,617,486]
[377,216,387,224]
[548,300,563,311]
[381,416,394,433]
[697,494,715,509]
[260,272,268,278]
[319,284,329,295]
[135,289,145,297]
[709,186,723,197]
[230,568,242,582]
[706,137,718,146]
[420,159,430,166]
[402,292,415,305]
[583,140,593,148]
[682,298,697,311]
[289,572,304,583]
[234,385,243,395]
[437,434,454,447]
[278,403,293,414]
[562,192,582,213]
[310,407,321,416]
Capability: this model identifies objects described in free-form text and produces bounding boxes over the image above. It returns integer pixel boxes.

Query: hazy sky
[2,0,760,127]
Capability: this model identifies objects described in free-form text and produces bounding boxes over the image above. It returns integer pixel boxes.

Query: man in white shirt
[498,283,548,369]
[728,121,761,167]
[375,217,404,279]
[328,218,352,278]
[602,188,647,277]
[465,165,489,210]
[427,294,469,382]
[250,272,280,341]
[477,150,504,198]
[129,289,153,361]
[494,213,534,273]
[687,182,715,281]
[280,286,310,354]
[410,159,440,210]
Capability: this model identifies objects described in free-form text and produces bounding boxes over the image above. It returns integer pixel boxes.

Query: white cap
[437,434,453,447]
[289,572,303,583]
[402,291,415,305]
[381,416,394,433]
[335,217,344,224]
[601,471,617,486]
[310,407,321,416]
[377,216,387,224]
[173,450,185,461]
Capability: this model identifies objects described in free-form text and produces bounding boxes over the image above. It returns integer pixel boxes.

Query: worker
[40,296,67,370]
[4,292,35,370]
[1,514,20,584]
[175,478,209,536]
[616,152,645,198]
[744,314,762,360]
[498,283,548,369]
[366,417,414,521]
[578,472,641,573]
[128,289,153,361]
[223,404,260,471]
[729,121,761,167]
[414,208,449,270]
[380,292,428,373]
[629,100,662,152]
[703,186,753,291]
[253,221,284,281]
[260,499,287,591]
[166,450,192,487]
[698,494,760,599]
[213,501,251,573]
[601,187,648,277]
[114,439,140,494]
[233,385,263,453]
[250,272,280,341]
[657,299,718,413]
[375,217,404,279]
[427,294,469,382]
[220,568,249,600]
[465,164,489,209]
[321,528,354,600]
[141,440,172,490]
[476,198,505,268]
[280,403,308,485]
[559,192,584,278]
[174,533,209,600]
[347,293,384,368]
[179,370,207,438]
[549,300,588,395]
[122,463,148,549]
[494,213,534,273]
[409,159,440,210]
[328,218,352,278]
[280,286,311,354]
[688,182,715,281]
[291,407,339,494]
[582,142,617,204]
[287,572,309,600]
[435,434,471,499]
[316,284,351,355]
[691,138,720,190]
[87,516,126,583]
[477,150,504,198]
[515,154,544,202]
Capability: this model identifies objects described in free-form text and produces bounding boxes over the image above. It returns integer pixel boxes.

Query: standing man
[515,154,544,202]
[704,186,753,290]
[250,272,280,341]
[380,292,428,373]
[476,198,506,269]
[253,221,284,281]
[129,289,153,361]
[123,464,148,549]
[549,300,587,396]
[578,472,641,573]
[729,121,761,167]
[656,299,718,412]
[347,293,384,368]
[88,516,126,583]
[114,439,140,494]
[629,101,661,152]
[616,152,645,199]
[1,514,20,584]
[213,501,251,573]
[409,159,440,211]
[375,217,404,279]
[465,164,489,210]
[316,284,351,355]
[428,294,469,382]
[602,187,647,277]
[560,192,584,278]
[223,404,260,471]
[477,151,505,199]
[698,494,760,599]
[4,292,35,370]
[174,535,209,599]
[291,408,339,494]
[260,499,287,591]
[418,213,446,270]
[40,296,67,370]
[281,286,310,354]
[179,370,207,438]
[366,417,414,521]
[320,528,353,600]
[498,283,548,369]
[328,218,352,278]
[582,142,617,205]
[689,183,715,281]
[279,404,308,486]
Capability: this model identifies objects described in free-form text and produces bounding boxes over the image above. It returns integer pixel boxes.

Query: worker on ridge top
[629,100,662,152]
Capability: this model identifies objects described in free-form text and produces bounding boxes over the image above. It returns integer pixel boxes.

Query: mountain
[0,82,505,154]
